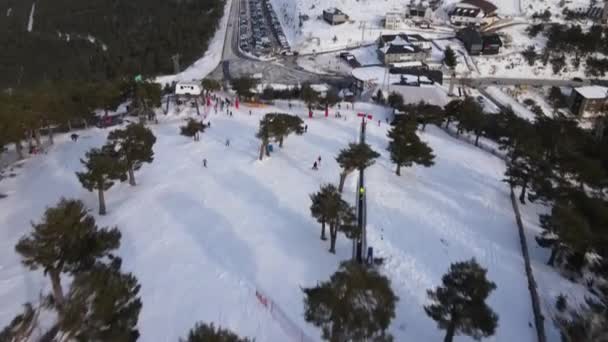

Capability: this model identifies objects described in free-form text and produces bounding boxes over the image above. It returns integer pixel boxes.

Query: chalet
[481,33,502,55]
[568,86,608,116]
[378,34,431,65]
[323,8,348,25]
[175,83,202,96]
[385,12,403,29]
[457,27,483,55]
[449,0,497,26]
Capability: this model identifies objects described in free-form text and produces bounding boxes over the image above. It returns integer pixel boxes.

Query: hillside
[0,99,586,341]
[0,0,225,88]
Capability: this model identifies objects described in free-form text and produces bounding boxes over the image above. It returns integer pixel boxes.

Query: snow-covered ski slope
[0,100,580,341]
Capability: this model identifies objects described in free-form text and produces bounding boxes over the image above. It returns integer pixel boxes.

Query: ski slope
[0,98,577,341]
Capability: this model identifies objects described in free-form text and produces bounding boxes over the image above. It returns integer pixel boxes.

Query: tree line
[524,23,608,76]
[0,0,225,88]
[387,91,608,340]
[0,79,162,162]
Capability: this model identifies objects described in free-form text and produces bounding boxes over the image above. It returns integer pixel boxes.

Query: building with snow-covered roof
[449,0,497,26]
[377,33,431,65]
[175,83,202,96]
[568,86,608,116]
[323,8,348,25]
[385,12,403,29]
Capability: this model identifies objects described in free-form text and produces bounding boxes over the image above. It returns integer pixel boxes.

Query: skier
[229,111,233,117]
[317,155,322,166]
[249,110,252,115]
[304,124,308,132]
[203,158,207,168]
[312,161,318,170]
[225,138,230,147]
[378,120,381,126]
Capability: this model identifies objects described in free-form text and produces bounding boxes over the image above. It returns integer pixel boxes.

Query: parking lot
[238,0,290,57]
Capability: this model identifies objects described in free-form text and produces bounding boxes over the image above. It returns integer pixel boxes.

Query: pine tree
[424,259,498,342]
[537,202,592,268]
[336,142,380,193]
[0,303,39,342]
[387,118,435,176]
[180,322,252,342]
[309,184,355,253]
[458,97,486,146]
[443,46,458,95]
[107,123,157,186]
[230,77,257,99]
[267,113,305,148]
[442,99,463,129]
[94,80,123,116]
[76,147,128,215]
[180,118,205,141]
[413,102,444,131]
[201,78,222,92]
[59,260,142,342]
[387,92,404,109]
[303,261,398,341]
[522,45,538,66]
[256,115,272,161]
[324,88,340,108]
[15,198,121,308]
[256,113,304,159]
[301,83,319,111]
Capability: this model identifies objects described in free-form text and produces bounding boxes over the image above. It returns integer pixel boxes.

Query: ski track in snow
[27,2,35,32]
[0,100,579,341]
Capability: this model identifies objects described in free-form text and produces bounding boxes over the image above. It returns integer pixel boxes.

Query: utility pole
[359,21,366,46]
[171,54,181,74]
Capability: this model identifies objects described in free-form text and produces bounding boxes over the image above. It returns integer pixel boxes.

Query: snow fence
[255,290,316,342]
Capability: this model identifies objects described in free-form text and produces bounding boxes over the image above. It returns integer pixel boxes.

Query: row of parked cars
[238,0,290,56]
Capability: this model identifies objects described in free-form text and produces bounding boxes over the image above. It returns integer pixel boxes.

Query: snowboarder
[203,158,207,168]
[312,161,318,170]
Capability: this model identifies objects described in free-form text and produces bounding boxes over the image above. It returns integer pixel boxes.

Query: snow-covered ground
[27,2,35,32]
[155,0,232,85]
[0,94,589,341]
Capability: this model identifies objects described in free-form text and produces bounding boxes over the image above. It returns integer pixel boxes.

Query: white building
[449,0,497,26]
[385,12,403,30]
[175,83,202,96]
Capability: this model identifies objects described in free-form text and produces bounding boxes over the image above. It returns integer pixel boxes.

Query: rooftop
[460,0,497,13]
[575,86,608,99]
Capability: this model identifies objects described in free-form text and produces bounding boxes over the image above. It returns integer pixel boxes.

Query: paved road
[212,0,350,85]
[457,77,589,87]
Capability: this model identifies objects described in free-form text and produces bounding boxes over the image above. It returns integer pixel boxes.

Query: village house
[457,27,502,55]
[568,86,608,116]
[377,34,432,65]
[385,12,403,30]
[323,8,348,25]
[449,0,497,26]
